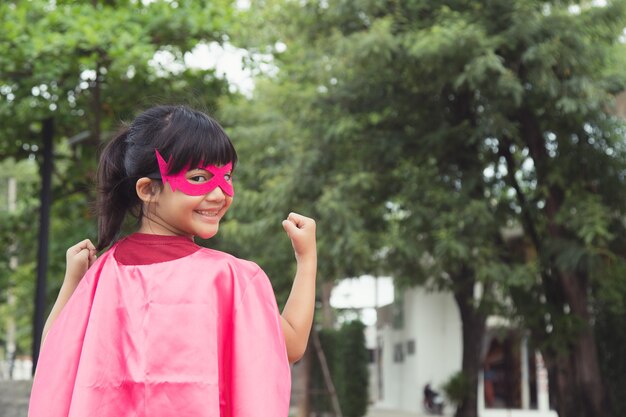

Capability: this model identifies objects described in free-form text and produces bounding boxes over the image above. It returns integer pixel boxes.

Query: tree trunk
[320,280,335,329]
[518,106,607,417]
[92,57,103,144]
[295,337,312,417]
[295,279,334,417]
[452,266,487,417]
[32,117,54,373]
[549,272,606,417]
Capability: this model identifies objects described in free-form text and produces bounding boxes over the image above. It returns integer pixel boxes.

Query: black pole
[32,117,54,373]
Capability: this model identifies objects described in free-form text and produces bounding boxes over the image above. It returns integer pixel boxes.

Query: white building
[367,285,558,417]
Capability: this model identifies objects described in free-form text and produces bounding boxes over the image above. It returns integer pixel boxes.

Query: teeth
[197,210,219,216]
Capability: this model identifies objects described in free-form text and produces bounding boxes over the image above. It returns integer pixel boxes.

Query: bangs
[154,107,237,174]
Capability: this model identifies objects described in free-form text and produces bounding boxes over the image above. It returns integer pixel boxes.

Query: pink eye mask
[155,149,234,196]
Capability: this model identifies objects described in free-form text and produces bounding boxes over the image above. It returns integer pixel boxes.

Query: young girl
[28,105,316,417]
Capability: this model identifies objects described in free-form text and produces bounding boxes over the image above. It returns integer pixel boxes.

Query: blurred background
[1,1,626,417]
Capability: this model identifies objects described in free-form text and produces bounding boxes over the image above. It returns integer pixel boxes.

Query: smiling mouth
[195,210,220,218]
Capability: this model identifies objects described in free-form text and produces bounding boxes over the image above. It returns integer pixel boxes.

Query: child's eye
[189,175,209,183]
[224,173,233,182]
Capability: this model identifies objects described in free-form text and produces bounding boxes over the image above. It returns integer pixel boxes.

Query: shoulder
[193,247,266,281]
[193,247,260,270]
[193,248,277,305]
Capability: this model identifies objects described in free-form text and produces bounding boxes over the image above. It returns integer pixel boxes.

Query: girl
[28,105,316,417]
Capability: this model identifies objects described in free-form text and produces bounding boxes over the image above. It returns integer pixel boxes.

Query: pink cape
[28,245,291,417]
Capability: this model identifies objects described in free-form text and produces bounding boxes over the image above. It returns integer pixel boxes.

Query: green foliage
[218,75,384,302]
[1,0,625,414]
[217,92,304,302]
[0,158,39,355]
[311,322,370,417]
[0,0,237,357]
[234,0,626,415]
[442,371,470,407]
[4,262,36,356]
[336,321,370,417]
[0,0,232,152]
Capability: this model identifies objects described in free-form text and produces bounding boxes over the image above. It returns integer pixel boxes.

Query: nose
[205,186,226,202]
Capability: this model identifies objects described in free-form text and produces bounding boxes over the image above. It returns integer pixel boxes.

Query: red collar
[114,233,201,265]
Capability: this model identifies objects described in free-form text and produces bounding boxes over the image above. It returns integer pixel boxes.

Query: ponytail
[96,127,138,251]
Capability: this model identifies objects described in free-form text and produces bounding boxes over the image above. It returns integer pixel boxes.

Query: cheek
[224,197,233,211]
[180,196,205,213]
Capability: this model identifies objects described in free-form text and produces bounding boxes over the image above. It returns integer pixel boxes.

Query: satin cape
[28,244,290,417]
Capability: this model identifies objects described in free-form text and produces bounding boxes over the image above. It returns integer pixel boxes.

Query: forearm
[281,255,317,363]
[41,278,80,348]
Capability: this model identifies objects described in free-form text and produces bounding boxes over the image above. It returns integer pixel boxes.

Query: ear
[136,177,160,203]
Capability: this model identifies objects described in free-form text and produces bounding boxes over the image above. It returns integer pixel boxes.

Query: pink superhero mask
[155,149,234,196]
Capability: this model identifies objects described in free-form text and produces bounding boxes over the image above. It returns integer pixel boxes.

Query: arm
[280,212,317,363]
[41,239,97,348]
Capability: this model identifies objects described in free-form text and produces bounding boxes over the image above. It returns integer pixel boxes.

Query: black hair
[96,105,237,251]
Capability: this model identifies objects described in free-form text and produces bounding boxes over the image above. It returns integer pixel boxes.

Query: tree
[0,158,40,363]
[0,0,235,364]
[234,1,626,416]
[219,10,389,412]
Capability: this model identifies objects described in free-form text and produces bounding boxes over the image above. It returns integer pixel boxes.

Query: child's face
[146,166,234,239]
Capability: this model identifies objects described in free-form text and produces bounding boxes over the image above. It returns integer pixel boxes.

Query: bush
[441,371,470,407]
[311,320,370,417]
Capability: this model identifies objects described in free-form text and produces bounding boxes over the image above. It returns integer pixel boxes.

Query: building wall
[377,287,462,413]
[375,287,558,417]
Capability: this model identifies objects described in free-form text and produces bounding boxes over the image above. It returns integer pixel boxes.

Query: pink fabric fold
[28,245,290,417]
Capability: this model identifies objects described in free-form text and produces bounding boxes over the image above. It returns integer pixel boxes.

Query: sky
[330,276,395,326]
[183,42,259,95]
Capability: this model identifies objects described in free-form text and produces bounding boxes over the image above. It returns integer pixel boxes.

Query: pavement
[0,380,31,417]
[0,379,439,417]
[366,405,438,417]
[366,410,424,417]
